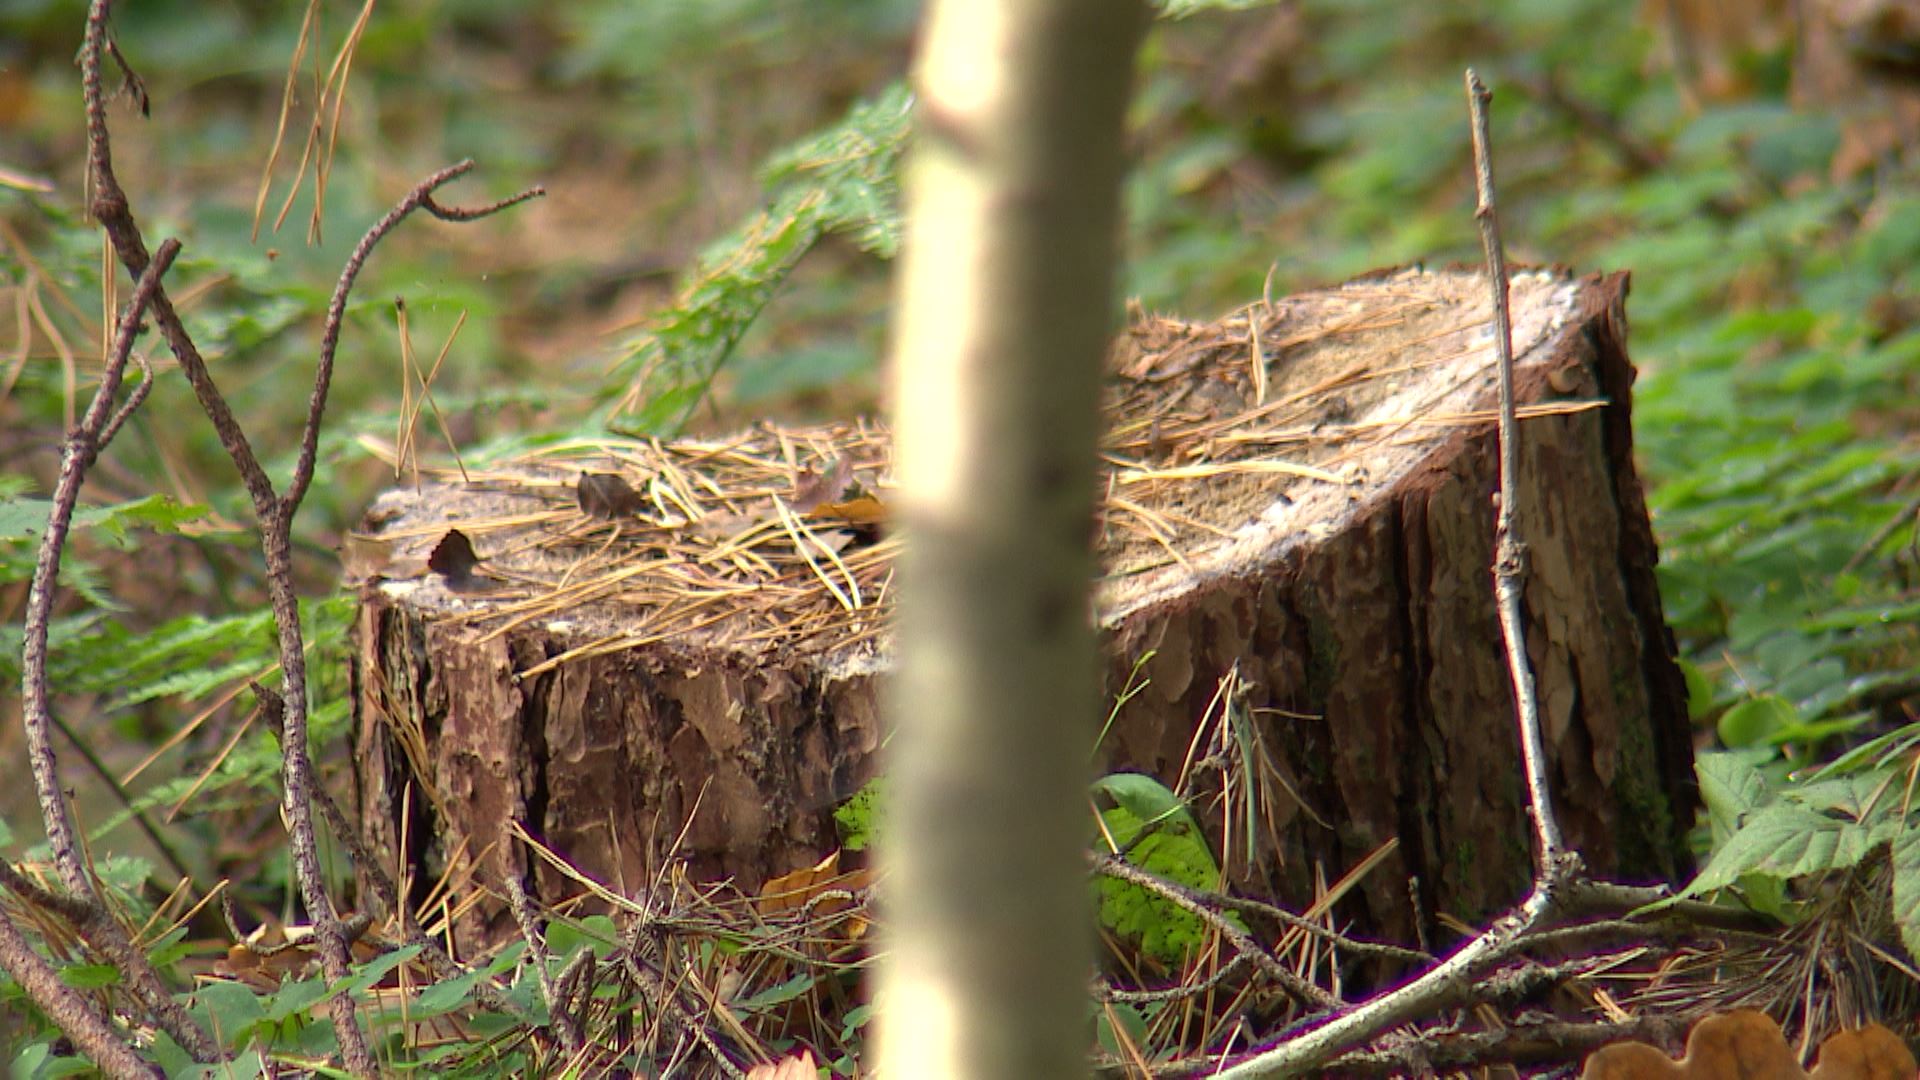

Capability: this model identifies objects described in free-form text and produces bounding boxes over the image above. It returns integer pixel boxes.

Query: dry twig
[1194,69,1584,1080]
[1469,68,1568,872]
[58,3,542,1071]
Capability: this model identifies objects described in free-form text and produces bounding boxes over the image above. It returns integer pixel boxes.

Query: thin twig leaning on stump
[0,4,542,1074]
[1197,69,1588,1080]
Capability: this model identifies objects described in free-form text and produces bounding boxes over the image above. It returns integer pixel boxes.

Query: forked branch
[61,2,542,1072]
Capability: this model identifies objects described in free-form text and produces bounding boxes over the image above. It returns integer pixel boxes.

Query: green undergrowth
[5,0,1920,1073]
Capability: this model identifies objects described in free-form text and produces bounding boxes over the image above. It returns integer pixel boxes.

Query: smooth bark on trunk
[879,2,1149,1077]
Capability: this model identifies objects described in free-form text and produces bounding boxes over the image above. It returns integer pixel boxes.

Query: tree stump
[350,266,1694,948]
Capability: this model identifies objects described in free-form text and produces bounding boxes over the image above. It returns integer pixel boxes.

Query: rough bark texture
[1097,273,1693,946]
[354,606,883,944]
[351,266,1694,950]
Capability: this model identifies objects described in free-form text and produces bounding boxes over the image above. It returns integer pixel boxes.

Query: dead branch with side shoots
[10,223,216,1065]
[3,4,540,1073]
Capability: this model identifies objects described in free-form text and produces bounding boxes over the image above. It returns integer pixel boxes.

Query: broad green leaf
[1892,824,1920,963]
[1093,772,1190,833]
[1677,657,1715,721]
[1783,773,1894,821]
[1096,1001,1151,1057]
[545,914,620,960]
[1696,751,1770,843]
[413,967,484,1016]
[1684,803,1890,897]
[840,1002,873,1043]
[57,963,121,990]
[331,943,421,998]
[264,974,330,1022]
[834,778,884,852]
[193,978,266,1048]
[1718,695,1797,748]
[1095,800,1239,966]
[147,925,193,970]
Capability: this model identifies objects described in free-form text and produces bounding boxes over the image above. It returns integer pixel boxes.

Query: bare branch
[1316,1015,1687,1078]
[1214,892,1432,967]
[1190,71,1592,1079]
[76,2,544,1069]
[15,217,216,1065]
[1467,68,1566,870]
[284,161,544,517]
[84,2,279,517]
[0,906,158,1080]
[507,872,585,1057]
[19,236,178,897]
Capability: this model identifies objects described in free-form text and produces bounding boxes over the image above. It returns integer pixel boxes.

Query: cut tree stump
[350,265,1694,949]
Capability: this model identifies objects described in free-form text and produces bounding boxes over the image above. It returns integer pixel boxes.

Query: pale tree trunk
[880,2,1149,1077]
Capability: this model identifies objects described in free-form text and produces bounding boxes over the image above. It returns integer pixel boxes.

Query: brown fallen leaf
[807,492,888,528]
[577,471,644,520]
[1809,1024,1919,1080]
[1580,1009,1917,1080]
[791,457,854,513]
[426,527,481,586]
[756,850,873,918]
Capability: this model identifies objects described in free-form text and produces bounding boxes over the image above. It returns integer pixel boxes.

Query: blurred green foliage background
[3,0,1919,963]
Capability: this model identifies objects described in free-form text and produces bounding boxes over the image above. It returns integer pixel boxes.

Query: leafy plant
[1686,748,1920,955]
[1093,772,1243,965]
[601,82,911,433]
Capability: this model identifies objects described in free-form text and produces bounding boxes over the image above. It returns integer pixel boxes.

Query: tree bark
[351,267,1694,966]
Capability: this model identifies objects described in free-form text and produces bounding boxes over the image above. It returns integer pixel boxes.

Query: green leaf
[731,972,815,1012]
[1696,752,1770,843]
[840,1002,874,1043]
[545,914,620,960]
[1093,772,1191,833]
[1718,694,1797,748]
[1677,657,1716,721]
[8,1043,49,1078]
[75,494,215,549]
[1782,773,1893,821]
[1096,1001,1151,1057]
[603,83,910,429]
[1684,803,1891,897]
[834,778,884,852]
[264,974,330,1022]
[147,925,193,970]
[1892,824,1920,963]
[192,978,266,1048]
[148,1029,192,1075]
[332,944,421,999]
[0,494,213,550]
[413,968,484,1016]
[1094,799,1240,966]
[57,963,121,990]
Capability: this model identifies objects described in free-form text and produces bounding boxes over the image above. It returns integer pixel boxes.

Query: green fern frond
[602,82,910,432]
